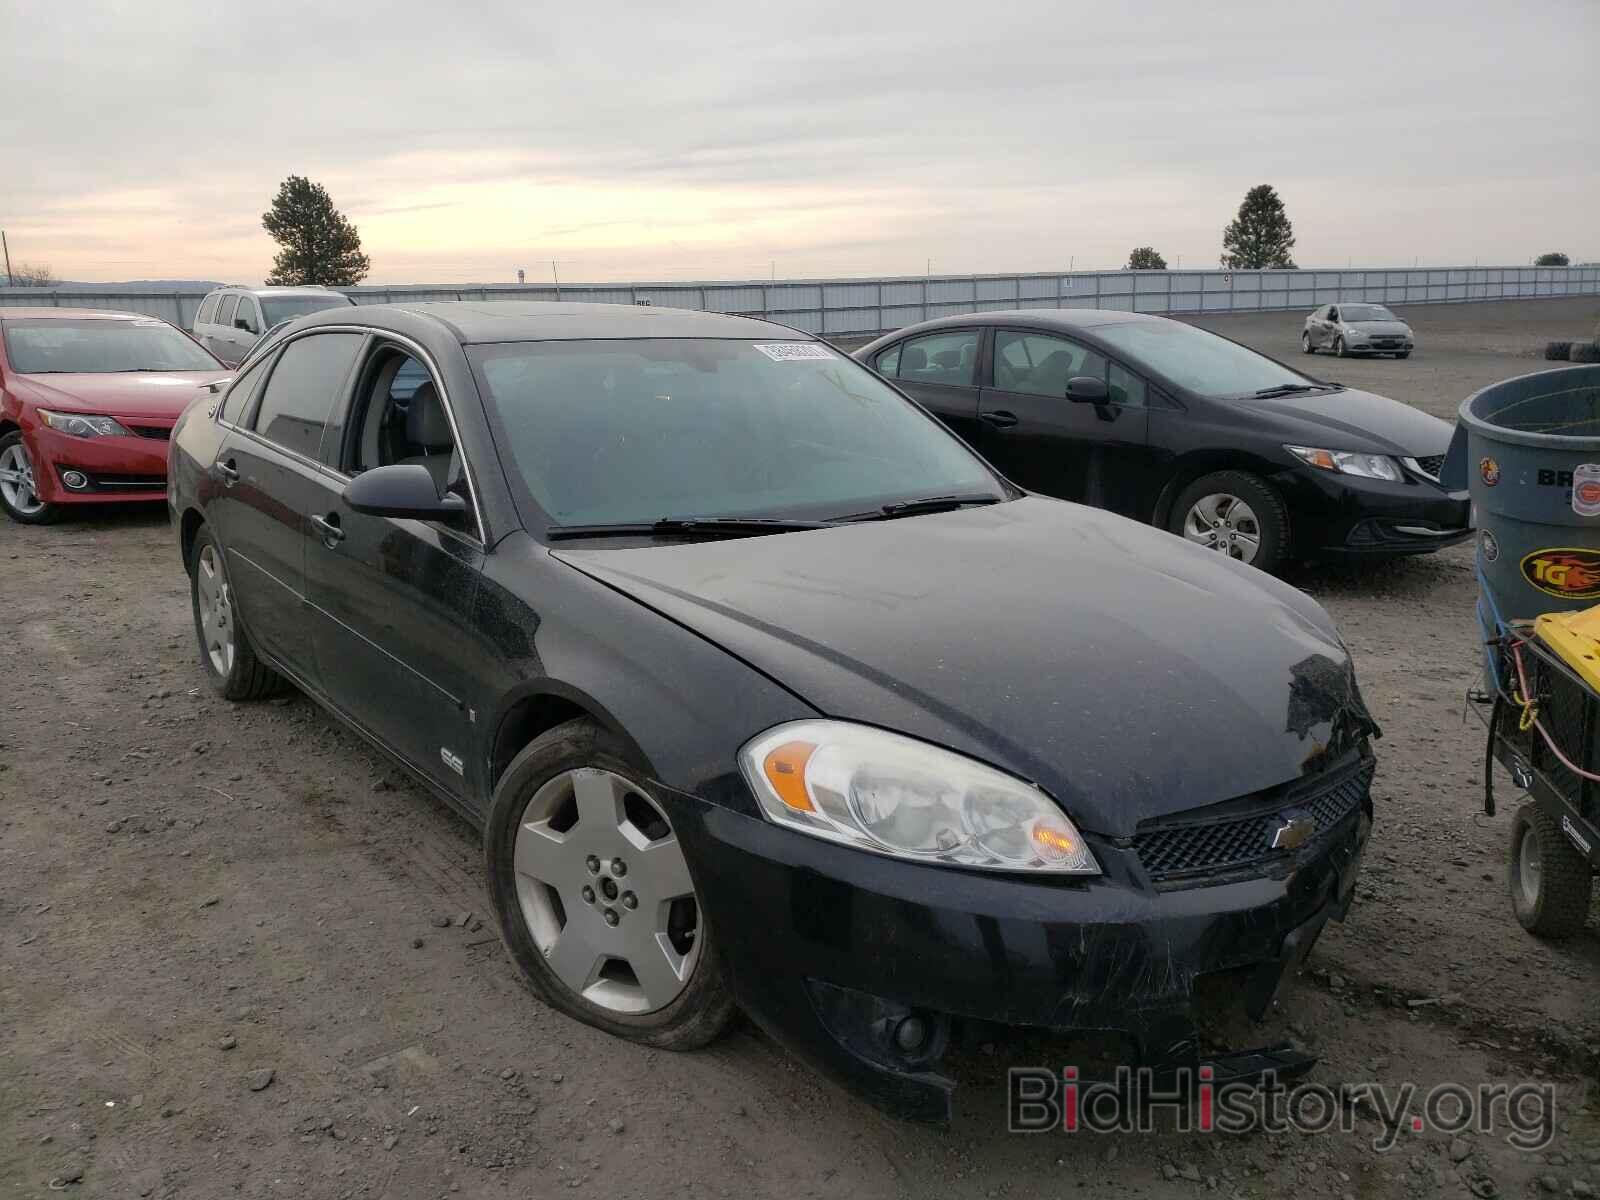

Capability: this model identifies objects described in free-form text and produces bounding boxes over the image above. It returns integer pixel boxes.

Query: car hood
[1232,387,1452,457]
[1345,321,1411,336]
[9,371,228,419]
[553,498,1375,837]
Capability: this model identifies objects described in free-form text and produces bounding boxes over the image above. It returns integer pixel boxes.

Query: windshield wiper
[546,516,828,540]
[841,493,1006,522]
[1252,383,1324,398]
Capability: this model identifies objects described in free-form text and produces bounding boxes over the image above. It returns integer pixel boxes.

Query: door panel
[977,329,1154,517]
[205,430,322,675]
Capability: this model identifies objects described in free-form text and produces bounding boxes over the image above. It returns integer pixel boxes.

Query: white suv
[192,286,354,366]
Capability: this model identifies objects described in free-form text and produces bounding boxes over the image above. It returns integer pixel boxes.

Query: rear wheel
[485,718,735,1049]
[1300,331,1315,354]
[188,525,285,700]
[0,432,58,524]
[1508,802,1592,939]
[1168,470,1290,574]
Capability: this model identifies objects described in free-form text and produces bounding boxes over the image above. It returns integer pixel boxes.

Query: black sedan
[167,301,1377,1121]
[853,311,1468,574]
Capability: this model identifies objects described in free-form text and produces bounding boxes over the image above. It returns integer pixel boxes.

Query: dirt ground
[3,297,1598,1199]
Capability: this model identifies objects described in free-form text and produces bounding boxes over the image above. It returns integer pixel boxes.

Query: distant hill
[41,280,228,291]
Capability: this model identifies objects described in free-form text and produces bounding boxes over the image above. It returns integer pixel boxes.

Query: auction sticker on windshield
[754,343,836,362]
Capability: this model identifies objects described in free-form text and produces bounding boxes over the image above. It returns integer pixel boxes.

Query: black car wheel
[1169,471,1289,574]
[188,524,285,700]
[486,717,736,1050]
[1300,331,1315,355]
[0,431,59,524]
[1333,335,1349,358]
[1508,802,1592,939]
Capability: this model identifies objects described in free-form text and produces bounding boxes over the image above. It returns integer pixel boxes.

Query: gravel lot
[3,297,1598,1199]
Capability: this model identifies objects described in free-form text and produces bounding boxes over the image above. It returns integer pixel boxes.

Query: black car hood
[552,498,1373,837]
[1233,387,1452,457]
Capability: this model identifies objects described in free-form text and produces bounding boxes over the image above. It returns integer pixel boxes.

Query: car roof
[293,300,805,344]
[875,308,1168,338]
[218,286,349,299]
[0,307,166,322]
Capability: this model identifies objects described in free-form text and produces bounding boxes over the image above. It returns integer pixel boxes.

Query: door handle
[979,410,1020,429]
[310,513,345,545]
[215,459,239,486]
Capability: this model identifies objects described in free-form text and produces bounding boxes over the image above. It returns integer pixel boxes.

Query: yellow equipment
[1533,603,1600,693]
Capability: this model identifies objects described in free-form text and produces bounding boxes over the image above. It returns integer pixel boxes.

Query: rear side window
[251,333,363,459]
[196,294,219,326]
[897,329,979,387]
[1107,362,1146,408]
[219,355,273,425]
[217,294,239,327]
[874,344,901,377]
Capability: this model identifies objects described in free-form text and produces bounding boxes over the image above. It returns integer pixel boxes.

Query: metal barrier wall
[3,265,1597,338]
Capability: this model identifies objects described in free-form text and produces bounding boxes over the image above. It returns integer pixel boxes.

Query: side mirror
[1066,376,1110,403]
[343,464,467,522]
[203,377,235,395]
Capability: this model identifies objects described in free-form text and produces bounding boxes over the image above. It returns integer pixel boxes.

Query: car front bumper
[659,774,1371,1122]
[1272,464,1471,557]
[1344,340,1413,353]
[26,424,170,505]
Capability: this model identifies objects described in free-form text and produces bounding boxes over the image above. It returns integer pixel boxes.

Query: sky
[1,0,1595,285]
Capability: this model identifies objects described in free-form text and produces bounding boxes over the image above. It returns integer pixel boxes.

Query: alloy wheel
[1300,331,1314,354]
[513,767,700,1015]
[0,442,44,516]
[1182,493,1261,564]
[195,543,236,677]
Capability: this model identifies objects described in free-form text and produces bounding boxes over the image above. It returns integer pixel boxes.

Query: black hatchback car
[168,302,1377,1121]
[854,311,1469,574]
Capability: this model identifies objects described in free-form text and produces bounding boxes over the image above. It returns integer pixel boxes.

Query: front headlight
[38,410,133,438]
[739,720,1099,874]
[1286,445,1404,481]
[1345,328,1368,340]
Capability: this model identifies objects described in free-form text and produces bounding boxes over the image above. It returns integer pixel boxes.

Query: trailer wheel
[1508,802,1593,939]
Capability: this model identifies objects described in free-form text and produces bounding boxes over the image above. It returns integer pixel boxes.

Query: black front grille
[1132,763,1372,885]
[130,425,171,440]
[1413,453,1446,479]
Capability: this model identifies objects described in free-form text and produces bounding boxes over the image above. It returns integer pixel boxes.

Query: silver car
[191,286,354,367]
[1301,303,1414,359]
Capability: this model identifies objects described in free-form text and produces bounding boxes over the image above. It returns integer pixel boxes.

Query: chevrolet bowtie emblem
[1269,812,1316,851]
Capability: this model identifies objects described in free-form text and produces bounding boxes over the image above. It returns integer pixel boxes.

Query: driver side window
[993,330,1107,400]
[344,345,473,508]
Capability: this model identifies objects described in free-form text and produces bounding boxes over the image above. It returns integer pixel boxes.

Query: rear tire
[1168,470,1291,575]
[0,431,59,525]
[1508,802,1592,939]
[485,718,736,1050]
[188,524,285,701]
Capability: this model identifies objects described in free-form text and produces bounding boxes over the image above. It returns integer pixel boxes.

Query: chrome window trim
[226,323,488,545]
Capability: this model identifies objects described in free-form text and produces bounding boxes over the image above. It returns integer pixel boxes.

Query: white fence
[3,265,1596,338]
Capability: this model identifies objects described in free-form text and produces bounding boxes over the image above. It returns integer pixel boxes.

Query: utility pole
[517,268,525,285]
[925,257,931,277]
[552,260,560,300]
[2,230,11,287]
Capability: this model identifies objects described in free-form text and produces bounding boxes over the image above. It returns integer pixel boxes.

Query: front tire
[485,718,735,1050]
[0,431,58,524]
[1509,802,1592,939]
[188,524,285,700]
[1168,470,1290,574]
[1394,352,1411,360]
[1333,336,1349,358]
[1300,331,1315,354]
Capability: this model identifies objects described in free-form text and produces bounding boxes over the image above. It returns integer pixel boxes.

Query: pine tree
[262,176,371,286]
[1221,185,1297,269]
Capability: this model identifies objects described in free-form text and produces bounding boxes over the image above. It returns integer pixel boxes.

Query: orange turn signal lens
[763,741,817,813]
[1031,824,1078,858]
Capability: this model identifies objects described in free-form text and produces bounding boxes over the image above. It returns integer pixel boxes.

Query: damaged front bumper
[661,756,1372,1123]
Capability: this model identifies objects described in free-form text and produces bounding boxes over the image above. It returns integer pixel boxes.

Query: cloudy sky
[2,0,1594,284]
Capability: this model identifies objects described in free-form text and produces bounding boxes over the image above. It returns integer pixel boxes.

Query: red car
[0,308,229,524]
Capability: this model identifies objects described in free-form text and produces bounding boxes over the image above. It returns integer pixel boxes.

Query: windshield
[260,295,355,325]
[1338,304,1397,323]
[1091,320,1315,398]
[470,338,1005,527]
[2,318,220,373]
